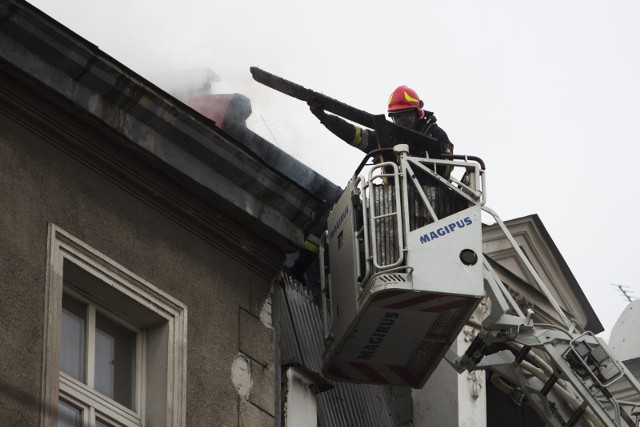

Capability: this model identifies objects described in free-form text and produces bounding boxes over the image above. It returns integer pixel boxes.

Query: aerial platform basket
[320,146,486,388]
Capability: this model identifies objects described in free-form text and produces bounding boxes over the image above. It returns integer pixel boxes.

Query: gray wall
[0,74,281,426]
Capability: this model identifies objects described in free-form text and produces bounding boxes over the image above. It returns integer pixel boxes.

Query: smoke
[25,0,640,338]
[27,0,400,184]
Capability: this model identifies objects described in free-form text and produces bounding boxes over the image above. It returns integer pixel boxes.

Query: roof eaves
[0,0,339,251]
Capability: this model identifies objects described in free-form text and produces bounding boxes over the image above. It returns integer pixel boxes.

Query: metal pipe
[440,153,486,170]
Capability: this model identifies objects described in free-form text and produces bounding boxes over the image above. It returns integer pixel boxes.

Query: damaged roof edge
[226,121,342,207]
[0,0,341,251]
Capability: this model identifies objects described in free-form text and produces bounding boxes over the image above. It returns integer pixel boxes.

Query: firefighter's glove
[308,98,327,122]
[441,141,454,155]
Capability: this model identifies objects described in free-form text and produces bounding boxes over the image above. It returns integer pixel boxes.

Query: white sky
[28,0,640,341]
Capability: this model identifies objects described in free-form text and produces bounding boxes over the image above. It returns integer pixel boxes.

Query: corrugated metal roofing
[278,273,411,427]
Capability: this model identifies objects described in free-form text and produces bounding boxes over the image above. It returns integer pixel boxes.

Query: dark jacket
[315,110,453,158]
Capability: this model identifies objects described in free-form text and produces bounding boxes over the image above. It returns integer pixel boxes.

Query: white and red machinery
[249,67,640,426]
[320,144,484,388]
[319,144,640,426]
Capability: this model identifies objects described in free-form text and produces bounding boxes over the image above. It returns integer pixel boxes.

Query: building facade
[0,1,339,425]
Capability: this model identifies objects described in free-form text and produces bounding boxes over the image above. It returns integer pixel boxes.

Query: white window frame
[41,224,187,427]
[60,288,144,426]
[58,388,132,427]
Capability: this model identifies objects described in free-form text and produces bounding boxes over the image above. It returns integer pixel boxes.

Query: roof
[0,0,341,252]
[483,213,603,333]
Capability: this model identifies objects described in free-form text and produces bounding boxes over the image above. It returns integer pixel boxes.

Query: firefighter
[308,85,453,158]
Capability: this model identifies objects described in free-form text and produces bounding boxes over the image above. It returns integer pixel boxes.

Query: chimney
[183,92,252,128]
[170,68,251,129]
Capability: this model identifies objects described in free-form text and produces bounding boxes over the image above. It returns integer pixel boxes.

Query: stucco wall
[0,78,280,426]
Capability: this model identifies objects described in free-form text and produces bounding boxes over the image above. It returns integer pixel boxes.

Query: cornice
[0,76,286,279]
[0,0,338,256]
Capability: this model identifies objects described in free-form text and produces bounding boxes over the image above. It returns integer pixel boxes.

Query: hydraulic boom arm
[446,209,640,427]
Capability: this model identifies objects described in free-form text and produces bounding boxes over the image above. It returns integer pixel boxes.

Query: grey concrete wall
[0,79,280,426]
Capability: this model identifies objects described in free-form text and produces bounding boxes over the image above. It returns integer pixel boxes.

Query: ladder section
[448,210,640,426]
[460,317,640,426]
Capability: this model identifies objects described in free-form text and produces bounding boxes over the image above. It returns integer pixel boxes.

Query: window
[58,289,141,426]
[42,225,187,427]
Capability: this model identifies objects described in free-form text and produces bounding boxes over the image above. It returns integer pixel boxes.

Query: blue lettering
[419,216,475,245]
[358,312,399,360]
[329,206,349,239]
[358,351,374,360]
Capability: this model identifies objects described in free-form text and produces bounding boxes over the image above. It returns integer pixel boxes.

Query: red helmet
[388,85,425,120]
